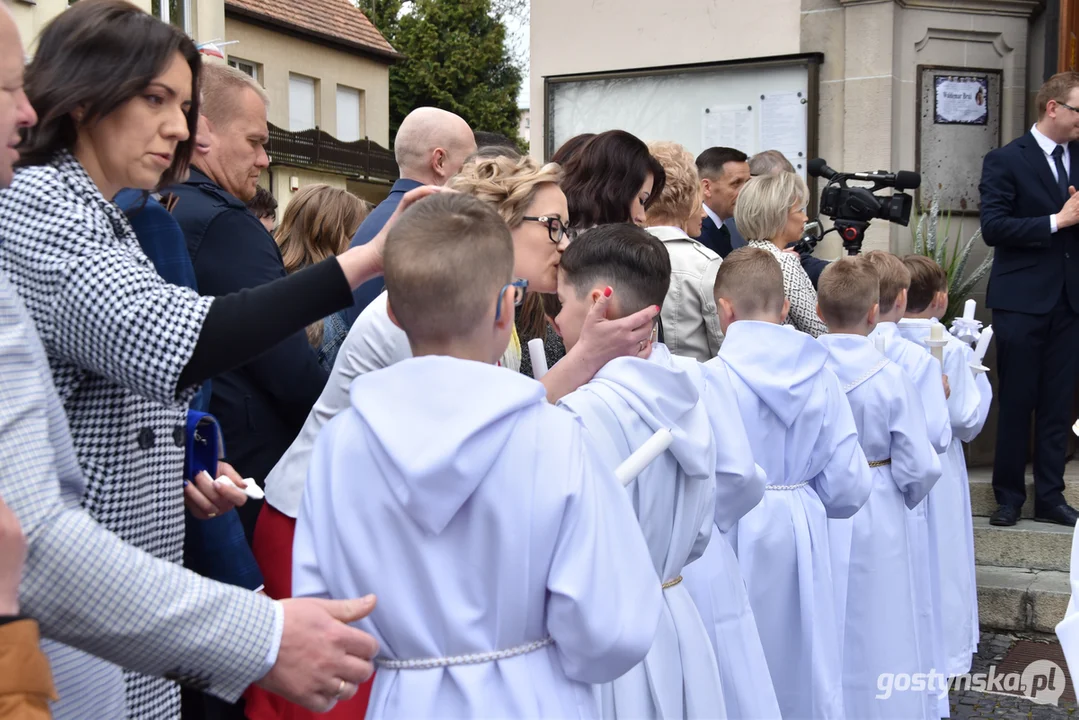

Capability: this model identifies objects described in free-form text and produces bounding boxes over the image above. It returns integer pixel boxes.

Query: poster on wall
[933,76,989,125]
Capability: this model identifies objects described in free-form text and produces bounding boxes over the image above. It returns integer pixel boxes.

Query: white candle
[615,428,674,486]
[929,323,945,366]
[528,338,548,379]
[963,298,976,322]
[973,325,994,364]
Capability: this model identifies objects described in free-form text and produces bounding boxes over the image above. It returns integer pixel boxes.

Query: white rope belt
[766,481,810,491]
[375,636,554,670]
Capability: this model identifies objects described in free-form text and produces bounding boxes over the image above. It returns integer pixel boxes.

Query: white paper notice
[934,77,988,124]
[703,105,754,153]
[759,92,806,172]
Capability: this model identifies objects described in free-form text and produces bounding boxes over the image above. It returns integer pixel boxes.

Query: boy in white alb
[709,247,873,720]
[898,255,983,683]
[865,250,954,715]
[552,224,725,719]
[292,194,664,719]
[816,258,943,719]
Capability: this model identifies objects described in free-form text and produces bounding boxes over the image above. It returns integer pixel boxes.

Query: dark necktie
[717,222,733,258]
[1054,145,1070,199]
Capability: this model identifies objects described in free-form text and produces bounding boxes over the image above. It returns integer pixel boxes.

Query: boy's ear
[896,288,908,310]
[815,302,826,324]
[385,297,402,330]
[781,298,791,324]
[495,287,515,331]
[717,297,735,329]
[867,302,880,327]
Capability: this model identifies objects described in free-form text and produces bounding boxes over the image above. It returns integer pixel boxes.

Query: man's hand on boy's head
[942,374,951,400]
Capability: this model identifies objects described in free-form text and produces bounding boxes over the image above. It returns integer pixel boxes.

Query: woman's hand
[0,494,26,615]
[575,288,660,370]
[184,461,249,520]
[337,186,452,289]
[540,289,660,404]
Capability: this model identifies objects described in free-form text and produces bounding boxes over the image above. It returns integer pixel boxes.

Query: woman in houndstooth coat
[0,3,399,717]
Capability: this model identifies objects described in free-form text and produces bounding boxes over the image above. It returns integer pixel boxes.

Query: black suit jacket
[697,215,733,258]
[168,171,327,516]
[980,131,1079,314]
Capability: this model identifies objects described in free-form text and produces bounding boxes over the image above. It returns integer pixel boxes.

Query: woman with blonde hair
[645,141,723,361]
[275,184,369,368]
[737,172,828,337]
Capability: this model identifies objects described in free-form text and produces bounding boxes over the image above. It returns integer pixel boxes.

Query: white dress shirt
[1031,123,1071,233]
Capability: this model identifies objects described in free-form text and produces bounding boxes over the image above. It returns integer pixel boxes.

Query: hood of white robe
[717,320,828,428]
[348,356,547,534]
[817,334,889,393]
[584,343,714,480]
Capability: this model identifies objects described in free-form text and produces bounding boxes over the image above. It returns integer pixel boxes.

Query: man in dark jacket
[980,71,1079,527]
[166,64,327,539]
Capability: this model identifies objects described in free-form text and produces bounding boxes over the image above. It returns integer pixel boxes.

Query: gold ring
[208,512,217,518]
[335,679,347,699]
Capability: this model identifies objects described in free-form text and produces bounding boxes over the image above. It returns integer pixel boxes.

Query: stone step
[976,565,1070,633]
[972,517,1074,572]
[968,470,1079,519]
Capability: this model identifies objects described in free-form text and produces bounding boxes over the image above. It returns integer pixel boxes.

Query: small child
[865,250,954,714]
[553,224,725,719]
[815,257,943,719]
[708,246,872,720]
[898,254,984,682]
[292,194,663,718]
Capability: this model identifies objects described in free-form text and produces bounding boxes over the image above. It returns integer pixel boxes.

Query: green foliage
[910,194,994,324]
[357,0,524,147]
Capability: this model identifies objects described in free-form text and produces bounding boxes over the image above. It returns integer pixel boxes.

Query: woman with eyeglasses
[248,152,657,720]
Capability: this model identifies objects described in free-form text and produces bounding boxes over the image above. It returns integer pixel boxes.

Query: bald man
[335,108,475,338]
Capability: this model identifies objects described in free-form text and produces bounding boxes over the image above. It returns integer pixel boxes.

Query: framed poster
[933,75,989,125]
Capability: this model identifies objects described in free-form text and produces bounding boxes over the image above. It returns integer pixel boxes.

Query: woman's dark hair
[560,130,666,230]
[551,133,595,166]
[18,0,201,189]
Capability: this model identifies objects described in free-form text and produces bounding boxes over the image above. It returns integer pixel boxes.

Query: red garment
[244,502,374,720]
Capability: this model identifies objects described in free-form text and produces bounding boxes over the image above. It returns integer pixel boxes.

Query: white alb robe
[820,334,943,719]
[294,357,664,719]
[713,321,873,720]
[898,318,983,679]
[870,320,953,714]
[682,357,781,720]
[559,343,723,719]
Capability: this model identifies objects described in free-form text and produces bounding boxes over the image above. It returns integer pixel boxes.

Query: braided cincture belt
[375,637,554,670]
[766,481,809,491]
[662,575,683,590]
[868,459,892,468]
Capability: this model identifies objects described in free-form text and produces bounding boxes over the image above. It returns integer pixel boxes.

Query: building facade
[10,0,399,211]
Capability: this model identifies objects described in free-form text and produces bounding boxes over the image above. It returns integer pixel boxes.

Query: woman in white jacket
[645,141,725,362]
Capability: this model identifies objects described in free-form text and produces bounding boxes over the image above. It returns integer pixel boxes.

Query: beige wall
[224,18,391,148]
[11,0,222,49]
[268,166,347,212]
[529,0,803,153]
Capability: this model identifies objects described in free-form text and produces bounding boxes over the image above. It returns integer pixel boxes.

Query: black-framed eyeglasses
[522,215,574,243]
[496,278,529,321]
[1057,100,1079,114]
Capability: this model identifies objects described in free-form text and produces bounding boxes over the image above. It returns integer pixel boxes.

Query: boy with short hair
[898,254,984,682]
[553,224,727,719]
[292,194,664,719]
[815,257,942,719]
[707,246,872,720]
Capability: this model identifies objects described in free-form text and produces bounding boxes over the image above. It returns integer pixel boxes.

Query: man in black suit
[980,71,1079,527]
[696,147,750,257]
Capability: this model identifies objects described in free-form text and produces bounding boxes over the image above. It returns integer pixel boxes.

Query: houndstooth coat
[0,152,212,718]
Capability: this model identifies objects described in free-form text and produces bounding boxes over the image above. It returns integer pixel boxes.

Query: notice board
[917,66,1002,213]
[544,54,822,180]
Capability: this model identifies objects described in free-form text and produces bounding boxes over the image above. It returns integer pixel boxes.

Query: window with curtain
[335,86,363,143]
[289,74,317,132]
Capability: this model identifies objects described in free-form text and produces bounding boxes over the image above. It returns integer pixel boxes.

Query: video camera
[807,158,921,255]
